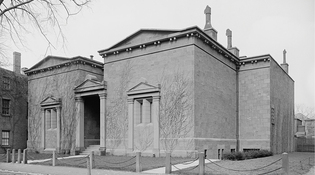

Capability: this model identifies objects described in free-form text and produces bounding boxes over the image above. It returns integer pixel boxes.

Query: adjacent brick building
[26,6,294,158]
[0,52,28,153]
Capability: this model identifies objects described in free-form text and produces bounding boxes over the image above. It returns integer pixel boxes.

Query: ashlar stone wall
[27,63,103,152]
[103,36,195,156]
[270,59,294,153]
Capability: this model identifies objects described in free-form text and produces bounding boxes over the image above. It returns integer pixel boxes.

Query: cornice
[98,27,241,66]
[25,58,103,76]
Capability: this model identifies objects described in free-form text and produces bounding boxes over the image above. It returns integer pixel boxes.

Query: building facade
[0,52,28,154]
[26,6,294,158]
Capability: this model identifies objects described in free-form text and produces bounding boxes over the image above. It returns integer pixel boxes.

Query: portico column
[56,106,61,153]
[41,109,45,151]
[99,93,107,155]
[75,96,84,154]
[127,98,134,152]
[153,96,160,157]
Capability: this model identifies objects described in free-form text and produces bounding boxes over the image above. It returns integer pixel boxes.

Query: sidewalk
[0,163,155,175]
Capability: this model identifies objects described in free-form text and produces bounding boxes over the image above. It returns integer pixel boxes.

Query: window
[231,149,235,153]
[45,108,57,130]
[243,149,260,152]
[2,77,10,90]
[134,98,152,124]
[1,130,10,146]
[2,99,10,115]
[218,149,221,159]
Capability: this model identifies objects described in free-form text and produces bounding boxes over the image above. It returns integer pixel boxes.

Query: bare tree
[159,71,193,153]
[295,104,315,119]
[0,0,90,62]
[106,60,133,152]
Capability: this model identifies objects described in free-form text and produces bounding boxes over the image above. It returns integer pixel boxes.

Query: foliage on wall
[28,67,82,152]
[106,60,133,151]
[159,71,193,153]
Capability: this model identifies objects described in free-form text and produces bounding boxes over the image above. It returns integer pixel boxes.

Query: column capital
[99,93,107,99]
[153,96,161,100]
[127,98,134,104]
[75,96,83,102]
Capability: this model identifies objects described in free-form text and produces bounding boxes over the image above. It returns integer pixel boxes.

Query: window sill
[1,145,10,148]
[1,114,11,117]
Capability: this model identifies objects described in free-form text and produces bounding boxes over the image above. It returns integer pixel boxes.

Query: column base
[71,147,84,155]
[99,147,106,156]
[153,148,160,157]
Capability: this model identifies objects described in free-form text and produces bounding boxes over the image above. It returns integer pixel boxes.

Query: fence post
[6,149,11,163]
[22,149,27,164]
[11,149,15,163]
[165,152,171,174]
[282,152,289,175]
[199,152,205,175]
[52,150,56,166]
[136,152,141,172]
[17,149,21,163]
[90,151,94,169]
[86,155,91,175]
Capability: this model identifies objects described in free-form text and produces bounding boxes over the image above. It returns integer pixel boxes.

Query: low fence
[1,149,314,175]
[296,137,315,152]
[165,152,288,175]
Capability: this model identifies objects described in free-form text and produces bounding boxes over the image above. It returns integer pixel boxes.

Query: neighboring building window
[231,149,235,153]
[2,99,10,115]
[2,77,10,90]
[134,98,152,124]
[1,130,10,146]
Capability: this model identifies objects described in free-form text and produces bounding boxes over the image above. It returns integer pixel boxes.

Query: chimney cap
[204,5,211,14]
[226,29,232,36]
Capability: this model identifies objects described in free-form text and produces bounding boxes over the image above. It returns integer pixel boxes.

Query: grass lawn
[173,152,315,175]
[31,154,192,172]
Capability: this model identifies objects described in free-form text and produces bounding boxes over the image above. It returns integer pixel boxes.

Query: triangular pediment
[99,29,180,53]
[28,56,70,71]
[40,96,60,106]
[127,82,160,96]
[74,79,106,93]
[74,79,103,90]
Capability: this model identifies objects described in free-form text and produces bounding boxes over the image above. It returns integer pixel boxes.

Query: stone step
[80,145,100,155]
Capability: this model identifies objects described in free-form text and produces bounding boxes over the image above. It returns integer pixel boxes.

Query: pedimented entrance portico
[74,77,107,155]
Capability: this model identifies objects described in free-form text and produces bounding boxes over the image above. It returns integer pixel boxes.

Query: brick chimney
[281,49,289,74]
[204,5,218,41]
[13,52,21,74]
[226,29,239,57]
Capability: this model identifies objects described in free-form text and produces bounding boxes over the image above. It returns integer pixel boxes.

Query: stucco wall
[27,63,103,152]
[103,37,195,155]
[238,61,271,150]
[270,59,294,153]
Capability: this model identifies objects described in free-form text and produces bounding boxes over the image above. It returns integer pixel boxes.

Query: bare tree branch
[0,0,90,64]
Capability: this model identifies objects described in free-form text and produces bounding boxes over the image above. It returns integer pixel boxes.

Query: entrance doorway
[83,95,100,147]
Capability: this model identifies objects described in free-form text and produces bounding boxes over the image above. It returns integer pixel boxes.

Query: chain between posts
[100,156,136,165]
[206,157,282,172]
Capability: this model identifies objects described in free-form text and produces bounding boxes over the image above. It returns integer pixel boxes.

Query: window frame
[2,98,10,116]
[2,76,10,90]
[1,130,10,146]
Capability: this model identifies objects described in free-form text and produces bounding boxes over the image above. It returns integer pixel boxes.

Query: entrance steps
[80,145,100,155]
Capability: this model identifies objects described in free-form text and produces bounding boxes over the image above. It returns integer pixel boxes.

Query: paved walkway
[0,163,154,175]
[1,156,314,175]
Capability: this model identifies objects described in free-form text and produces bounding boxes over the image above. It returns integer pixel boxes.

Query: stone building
[26,6,294,158]
[0,52,28,154]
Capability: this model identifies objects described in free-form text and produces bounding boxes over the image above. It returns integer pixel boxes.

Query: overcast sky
[4,0,315,109]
